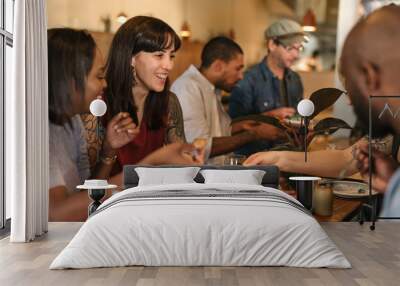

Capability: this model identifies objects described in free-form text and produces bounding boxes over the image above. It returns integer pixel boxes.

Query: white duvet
[50,183,351,269]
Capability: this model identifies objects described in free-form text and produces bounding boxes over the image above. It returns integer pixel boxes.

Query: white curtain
[8,0,49,242]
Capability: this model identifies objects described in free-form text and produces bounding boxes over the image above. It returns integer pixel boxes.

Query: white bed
[50,181,351,269]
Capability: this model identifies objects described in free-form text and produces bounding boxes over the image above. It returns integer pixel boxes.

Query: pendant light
[302,9,317,32]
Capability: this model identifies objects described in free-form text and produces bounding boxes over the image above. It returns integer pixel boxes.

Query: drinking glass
[224,154,246,165]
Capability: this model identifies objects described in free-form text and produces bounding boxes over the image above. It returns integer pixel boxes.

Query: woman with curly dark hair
[105,16,187,166]
[48,28,139,221]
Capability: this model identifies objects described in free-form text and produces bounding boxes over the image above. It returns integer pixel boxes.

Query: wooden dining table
[278,131,368,222]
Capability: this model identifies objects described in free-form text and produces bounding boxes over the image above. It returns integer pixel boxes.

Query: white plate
[323,180,378,198]
[289,176,321,181]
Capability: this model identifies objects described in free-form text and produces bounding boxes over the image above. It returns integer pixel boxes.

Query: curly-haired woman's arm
[165,92,187,144]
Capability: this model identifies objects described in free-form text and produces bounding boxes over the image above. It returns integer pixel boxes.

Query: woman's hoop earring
[132,66,137,86]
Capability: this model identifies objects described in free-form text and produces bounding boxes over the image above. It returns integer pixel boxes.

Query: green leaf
[231,114,286,130]
[313,117,352,135]
[309,88,344,119]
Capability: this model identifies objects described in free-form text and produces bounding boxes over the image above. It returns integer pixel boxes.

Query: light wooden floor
[1,222,399,286]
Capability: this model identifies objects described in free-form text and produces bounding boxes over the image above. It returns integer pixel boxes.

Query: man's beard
[215,79,234,93]
[352,96,394,139]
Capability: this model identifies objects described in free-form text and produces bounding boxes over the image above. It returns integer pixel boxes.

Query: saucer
[77,179,117,190]
[289,176,321,181]
[322,180,378,198]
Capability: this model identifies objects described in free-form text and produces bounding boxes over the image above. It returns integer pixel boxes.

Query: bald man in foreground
[245,5,400,216]
[341,5,400,217]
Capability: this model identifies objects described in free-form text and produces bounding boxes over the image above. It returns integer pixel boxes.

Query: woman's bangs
[140,30,181,53]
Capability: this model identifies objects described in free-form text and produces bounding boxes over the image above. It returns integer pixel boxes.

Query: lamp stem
[96,116,100,164]
[304,117,308,162]
[300,116,303,130]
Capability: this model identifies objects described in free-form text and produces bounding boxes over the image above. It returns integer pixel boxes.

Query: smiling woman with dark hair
[105,16,186,167]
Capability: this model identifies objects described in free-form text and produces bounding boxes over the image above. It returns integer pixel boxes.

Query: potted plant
[232,87,353,191]
[231,87,352,151]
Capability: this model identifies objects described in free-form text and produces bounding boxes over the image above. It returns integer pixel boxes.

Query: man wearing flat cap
[229,19,307,155]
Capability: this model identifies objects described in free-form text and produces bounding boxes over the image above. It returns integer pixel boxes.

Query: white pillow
[135,167,201,186]
[200,169,266,185]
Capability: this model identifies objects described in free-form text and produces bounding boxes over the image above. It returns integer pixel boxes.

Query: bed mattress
[50,183,351,269]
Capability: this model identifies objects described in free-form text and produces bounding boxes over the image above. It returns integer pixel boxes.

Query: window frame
[0,0,14,231]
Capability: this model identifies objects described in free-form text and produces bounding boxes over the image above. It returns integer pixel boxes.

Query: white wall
[47,0,184,37]
[234,0,270,65]
[184,0,231,42]
[47,0,296,66]
[332,0,361,135]
[46,0,229,42]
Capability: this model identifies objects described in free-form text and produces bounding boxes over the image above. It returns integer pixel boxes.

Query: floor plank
[0,222,399,286]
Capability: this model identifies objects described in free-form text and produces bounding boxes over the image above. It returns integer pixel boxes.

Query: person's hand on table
[281,117,315,131]
[243,151,280,166]
[141,142,205,166]
[262,107,296,119]
[243,122,285,141]
[191,138,207,163]
[355,141,398,193]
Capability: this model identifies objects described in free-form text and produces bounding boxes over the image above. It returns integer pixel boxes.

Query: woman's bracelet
[100,154,117,165]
